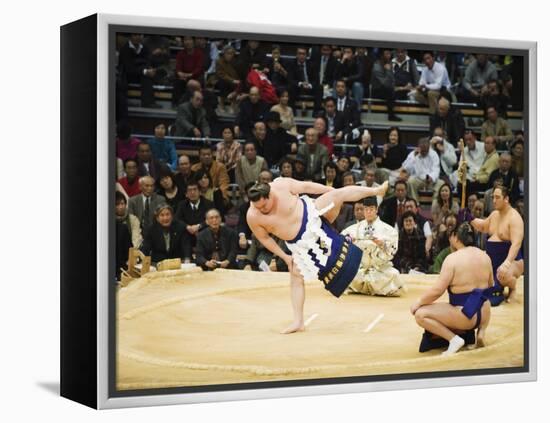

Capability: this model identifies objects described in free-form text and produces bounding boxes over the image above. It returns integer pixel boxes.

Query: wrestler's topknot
[248,182,271,202]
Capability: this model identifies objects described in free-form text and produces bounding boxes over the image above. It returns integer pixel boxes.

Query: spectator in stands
[431,182,459,228]
[318,161,342,188]
[265,111,298,156]
[380,179,409,228]
[343,200,366,230]
[451,131,485,194]
[136,141,163,182]
[481,105,514,148]
[215,46,241,113]
[480,79,509,118]
[321,97,346,142]
[341,171,356,187]
[234,86,269,139]
[237,40,265,80]
[501,57,523,109]
[270,90,297,135]
[333,79,362,141]
[483,176,504,216]
[404,198,433,259]
[371,48,401,121]
[173,154,194,192]
[140,204,188,264]
[358,167,382,205]
[118,158,141,198]
[115,214,132,280]
[297,128,328,181]
[262,45,289,95]
[115,120,140,162]
[351,129,378,165]
[510,139,524,178]
[431,212,457,258]
[174,180,213,261]
[471,135,500,192]
[128,176,166,235]
[147,123,177,170]
[115,191,142,249]
[401,137,444,202]
[415,51,451,114]
[157,170,186,212]
[334,47,366,109]
[429,130,457,184]
[215,125,242,181]
[460,54,498,103]
[117,34,161,108]
[237,181,256,251]
[279,158,295,178]
[314,44,338,95]
[194,37,211,73]
[173,36,205,106]
[392,48,419,100]
[195,208,238,270]
[175,90,211,138]
[195,168,228,217]
[379,126,409,185]
[249,121,271,166]
[429,96,465,146]
[313,117,334,158]
[243,234,290,272]
[488,152,520,204]
[394,211,427,273]
[287,46,323,112]
[144,35,171,84]
[435,51,460,86]
[258,169,273,184]
[191,145,230,202]
[235,141,268,192]
[336,155,352,174]
[293,155,308,181]
[456,193,478,225]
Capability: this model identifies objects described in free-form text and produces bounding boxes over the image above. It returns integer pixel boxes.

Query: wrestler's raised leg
[281,262,306,334]
[476,302,491,348]
[315,181,389,223]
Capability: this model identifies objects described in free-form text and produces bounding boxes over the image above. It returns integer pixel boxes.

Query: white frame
[96,13,537,409]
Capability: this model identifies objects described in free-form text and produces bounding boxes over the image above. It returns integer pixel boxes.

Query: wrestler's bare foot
[477,328,487,348]
[280,321,305,334]
[376,181,389,198]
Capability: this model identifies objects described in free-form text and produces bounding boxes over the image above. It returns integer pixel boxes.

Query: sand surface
[117,269,524,390]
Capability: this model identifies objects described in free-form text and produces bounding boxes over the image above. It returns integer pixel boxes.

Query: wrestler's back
[447,247,493,294]
[487,208,522,242]
[249,179,304,241]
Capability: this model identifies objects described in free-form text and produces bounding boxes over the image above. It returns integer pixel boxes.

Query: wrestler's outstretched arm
[410,257,453,315]
[471,212,494,234]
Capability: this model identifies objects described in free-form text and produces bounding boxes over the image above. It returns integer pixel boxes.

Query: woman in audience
[318,161,342,188]
[195,169,228,216]
[278,158,295,178]
[378,126,409,185]
[270,90,297,135]
[158,170,186,211]
[431,183,459,227]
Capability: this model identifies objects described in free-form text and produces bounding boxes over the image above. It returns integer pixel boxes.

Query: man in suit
[332,80,362,143]
[380,179,410,228]
[174,181,215,262]
[174,90,211,138]
[429,97,465,147]
[195,208,238,270]
[127,176,167,236]
[314,44,338,92]
[287,46,323,112]
[140,204,188,264]
[136,141,163,182]
[233,86,270,139]
[488,152,521,205]
[321,97,347,142]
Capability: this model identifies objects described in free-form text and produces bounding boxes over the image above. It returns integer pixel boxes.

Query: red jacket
[175,48,204,80]
[246,69,279,104]
[319,135,334,158]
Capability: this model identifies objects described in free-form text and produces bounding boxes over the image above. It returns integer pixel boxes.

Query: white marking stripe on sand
[304,313,319,327]
[364,313,384,333]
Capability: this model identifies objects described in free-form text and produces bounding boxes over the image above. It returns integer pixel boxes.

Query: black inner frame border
[107,22,531,399]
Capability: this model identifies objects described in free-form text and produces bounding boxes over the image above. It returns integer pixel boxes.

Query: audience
[215,46,242,112]
[215,125,242,181]
[392,48,419,100]
[460,54,498,103]
[401,137,443,202]
[287,46,323,112]
[481,105,513,148]
[379,126,409,185]
[429,96,465,146]
[380,179,409,228]
[431,182,460,227]
[195,209,238,270]
[128,176,166,235]
[140,204,188,264]
[147,123,178,170]
[235,141,268,192]
[118,158,141,198]
[136,141,163,182]
[487,152,520,204]
[173,36,205,106]
[297,128,329,181]
[191,145,230,202]
[157,171,186,212]
[115,191,143,249]
[173,154,195,192]
[115,121,140,162]
[394,211,427,273]
[234,86,270,139]
[371,48,401,121]
[175,90,211,138]
[270,90,297,134]
[414,51,451,114]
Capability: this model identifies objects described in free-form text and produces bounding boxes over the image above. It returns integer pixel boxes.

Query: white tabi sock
[441,335,465,356]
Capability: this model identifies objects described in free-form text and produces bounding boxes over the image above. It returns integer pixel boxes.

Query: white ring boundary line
[305,313,319,327]
[364,313,385,333]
